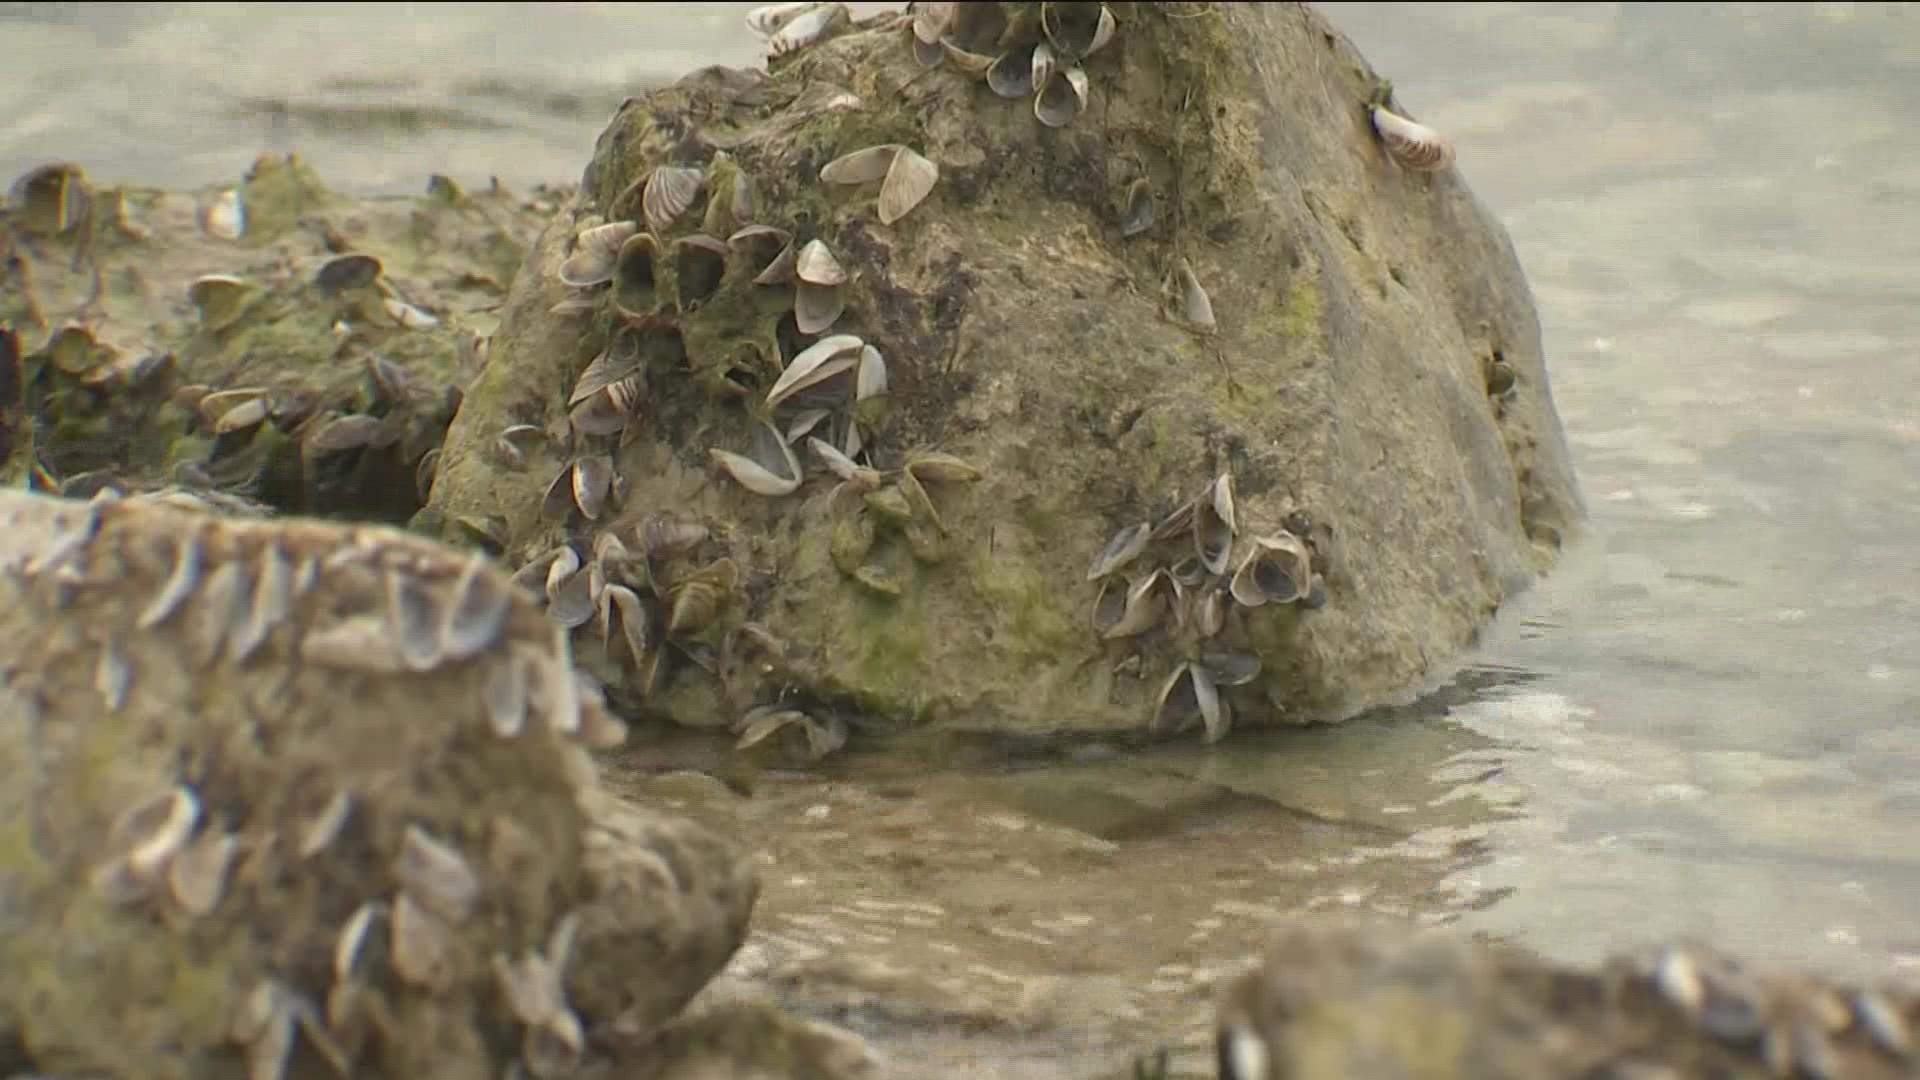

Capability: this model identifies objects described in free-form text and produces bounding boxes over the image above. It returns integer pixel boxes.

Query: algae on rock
[425,2,1583,740]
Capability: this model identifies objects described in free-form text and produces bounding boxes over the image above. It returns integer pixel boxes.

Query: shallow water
[6,0,1920,1060]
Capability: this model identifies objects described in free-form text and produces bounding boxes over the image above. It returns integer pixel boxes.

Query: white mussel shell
[795,280,845,336]
[794,238,847,286]
[1370,104,1456,172]
[767,2,846,57]
[768,334,862,409]
[558,221,637,287]
[746,1,823,36]
[201,186,246,240]
[793,240,849,332]
[820,145,901,185]
[855,344,888,400]
[642,165,704,235]
[1175,257,1216,332]
[712,419,803,497]
[878,147,939,226]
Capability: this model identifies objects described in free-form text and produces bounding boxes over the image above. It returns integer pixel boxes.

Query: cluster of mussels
[522,95,978,758]
[1087,472,1328,744]
[906,1,1112,128]
[1,161,474,523]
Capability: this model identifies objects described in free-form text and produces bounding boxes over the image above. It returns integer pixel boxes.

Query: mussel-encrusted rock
[1219,918,1920,1080]
[0,152,541,525]
[426,3,1580,737]
[0,490,756,1077]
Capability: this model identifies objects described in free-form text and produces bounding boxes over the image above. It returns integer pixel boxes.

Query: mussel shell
[794,238,847,286]
[1119,178,1154,238]
[1370,105,1456,172]
[746,1,823,36]
[313,253,383,293]
[820,145,901,185]
[1486,359,1517,397]
[767,2,846,57]
[911,33,946,69]
[187,274,253,331]
[671,233,730,309]
[855,345,888,401]
[768,334,862,410]
[987,44,1041,99]
[572,455,615,520]
[1041,1,1115,62]
[1034,65,1090,129]
[712,421,802,498]
[570,338,642,407]
[558,221,638,288]
[541,466,578,523]
[612,232,662,319]
[910,0,954,44]
[1087,521,1151,582]
[794,282,846,336]
[642,165,705,235]
[9,162,92,236]
[1175,258,1217,332]
[878,148,939,226]
[1229,533,1313,608]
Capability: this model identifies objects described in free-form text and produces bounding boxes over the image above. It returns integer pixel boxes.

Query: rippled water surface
[6,0,1920,1054]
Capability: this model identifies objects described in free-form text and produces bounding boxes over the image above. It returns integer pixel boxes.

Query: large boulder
[422,1,1582,741]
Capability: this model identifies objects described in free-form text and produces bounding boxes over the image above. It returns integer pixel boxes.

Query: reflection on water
[5,0,1920,1010]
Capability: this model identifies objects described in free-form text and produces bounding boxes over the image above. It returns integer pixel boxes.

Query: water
[6,0,1920,1040]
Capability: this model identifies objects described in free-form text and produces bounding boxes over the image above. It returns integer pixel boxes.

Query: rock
[0,488,754,1078]
[1217,919,1920,1079]
[601,1000,883,1080]
[0,154,551,526]
[423,1,1582,741]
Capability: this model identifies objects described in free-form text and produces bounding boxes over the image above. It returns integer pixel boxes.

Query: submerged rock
[424,1,1582,740]
[0,488,758,1078]
[1218,919,1920,1079]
